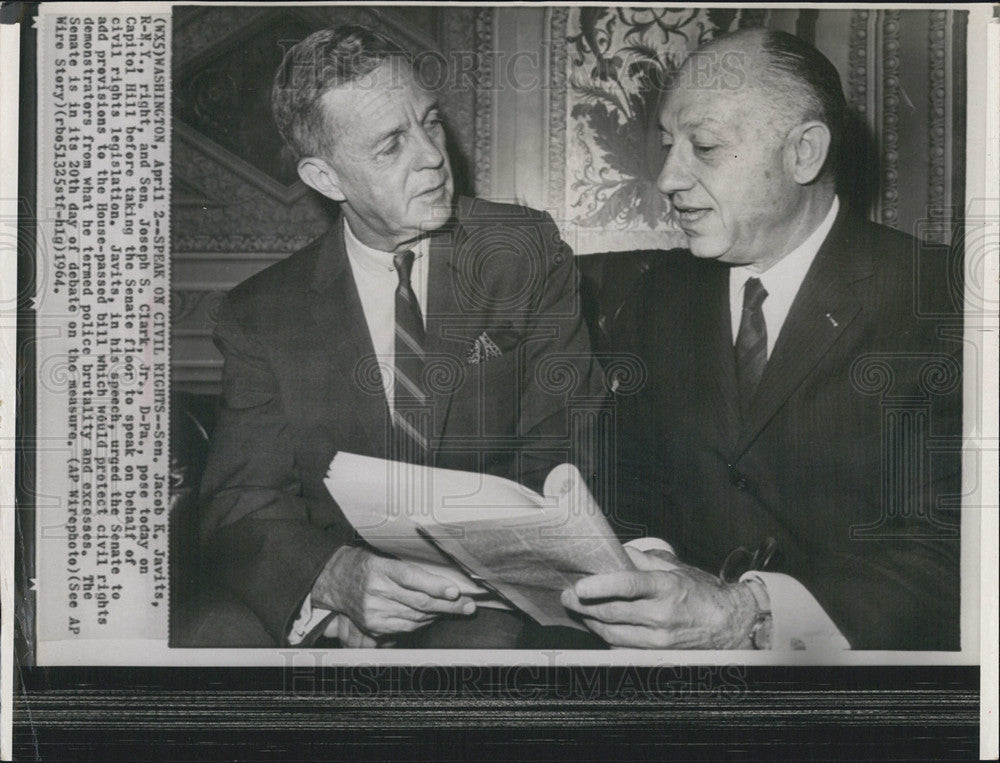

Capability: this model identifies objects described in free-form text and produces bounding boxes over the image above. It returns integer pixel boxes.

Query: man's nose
[413,127,445,169]
[656,147,693,196]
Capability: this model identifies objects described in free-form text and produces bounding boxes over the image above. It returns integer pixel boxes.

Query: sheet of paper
[324,453,548,597]
[415,463,634,629]
[325,453,634,628]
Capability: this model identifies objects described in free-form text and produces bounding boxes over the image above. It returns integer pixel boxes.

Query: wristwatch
[743,577,773,650]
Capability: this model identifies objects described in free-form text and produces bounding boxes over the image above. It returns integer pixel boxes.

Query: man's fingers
[337,615,377,648]
[561,589,649,625]
[362,593,475,635]
[375,616,439,635]
[338,555,477,637]
[381,558,462,600]
[577,617,671,649]
[383,584,476,616]
[366,597,440,625]
[322,615,342,640]
[572,571,664,601]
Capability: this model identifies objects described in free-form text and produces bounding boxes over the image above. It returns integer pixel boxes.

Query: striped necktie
[392,250,430,461]
[735,276,768,418]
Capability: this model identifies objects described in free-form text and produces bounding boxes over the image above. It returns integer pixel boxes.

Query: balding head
[656,29,842,266]
[679,28,846,175]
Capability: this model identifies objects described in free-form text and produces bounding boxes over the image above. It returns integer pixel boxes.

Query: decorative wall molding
[439,8,481,196]
[171,46,334,254]
[173,5,426,68]
[547,7,569,216]
[174,122,313,207]
[172,177,225,209]
[847,10,871,117]
[949,11,966,230]
[173,6,272,67]
[173,234,322,253]
[473,8,495,198]
[879,10,901,228]
[170,288,226,333]
[171,289,227,328]
[171,252,289,262]
[926,10,949,243]
[171,360,223,370]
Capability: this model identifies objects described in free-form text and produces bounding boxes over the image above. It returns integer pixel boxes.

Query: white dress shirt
[344,220,430,415]
[290,221,431,645]
[728,196,840,352]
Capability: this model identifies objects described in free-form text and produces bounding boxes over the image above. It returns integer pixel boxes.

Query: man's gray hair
[271,24,408,160]
[695,28,847,177]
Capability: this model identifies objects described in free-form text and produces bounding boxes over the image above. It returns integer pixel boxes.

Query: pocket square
[466,331,503,365]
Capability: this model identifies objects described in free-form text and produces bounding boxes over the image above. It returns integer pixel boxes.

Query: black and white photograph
[2,2,997,759]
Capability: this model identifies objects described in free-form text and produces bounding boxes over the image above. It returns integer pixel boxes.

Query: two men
[564,29,962,650]
[192,26,604,648]
[193,24,961,651]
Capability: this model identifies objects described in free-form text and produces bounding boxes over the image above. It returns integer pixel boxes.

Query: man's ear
[297,156,346,202]
[785,121,831,185]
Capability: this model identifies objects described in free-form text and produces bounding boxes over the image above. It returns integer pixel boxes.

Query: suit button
[729,468,749,491]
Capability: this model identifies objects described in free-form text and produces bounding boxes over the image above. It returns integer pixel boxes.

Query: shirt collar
[730,196,840,296]
[343,218,428,275]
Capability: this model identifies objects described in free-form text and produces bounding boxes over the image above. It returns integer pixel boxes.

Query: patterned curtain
[549,8,765,254]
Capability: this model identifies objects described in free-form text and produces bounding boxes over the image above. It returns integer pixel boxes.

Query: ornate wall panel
[878,10,902,228]
[838,9,963,238]
[549,8,765,254]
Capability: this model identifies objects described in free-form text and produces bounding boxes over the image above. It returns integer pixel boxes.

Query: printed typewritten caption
[34,12,171,652]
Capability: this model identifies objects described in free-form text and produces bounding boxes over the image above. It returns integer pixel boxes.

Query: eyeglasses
[719,536,779,584]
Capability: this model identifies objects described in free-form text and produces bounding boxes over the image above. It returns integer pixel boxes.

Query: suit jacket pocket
[476,351,520,384]
[447,351,520,440]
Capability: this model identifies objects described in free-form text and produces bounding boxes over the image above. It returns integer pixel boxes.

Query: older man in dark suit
[563,29,962,650]
[190,26,604,648]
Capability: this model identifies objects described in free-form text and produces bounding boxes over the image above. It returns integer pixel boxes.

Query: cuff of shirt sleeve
[625,537,676,555]
[740,571,851,651]
[288,594,338,646]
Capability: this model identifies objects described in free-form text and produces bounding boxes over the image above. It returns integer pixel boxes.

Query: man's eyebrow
[419,101,440,120]
[368,102,440,147]
[370,122,406,147]
[680,116,726,132]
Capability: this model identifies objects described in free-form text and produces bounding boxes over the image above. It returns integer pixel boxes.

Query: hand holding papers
[325,454,634,631]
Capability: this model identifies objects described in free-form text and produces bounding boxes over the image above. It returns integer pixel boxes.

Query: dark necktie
[735,276,768,418]
[392,250,430,461]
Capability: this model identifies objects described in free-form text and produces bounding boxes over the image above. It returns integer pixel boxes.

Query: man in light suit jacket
[188,26,604,648]
[563,29,962,650]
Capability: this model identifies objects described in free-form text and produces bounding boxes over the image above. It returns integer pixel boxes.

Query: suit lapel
[696,261,742,454]
[423,221,465,450]
[307,217,392,457]
[734,210,873,458]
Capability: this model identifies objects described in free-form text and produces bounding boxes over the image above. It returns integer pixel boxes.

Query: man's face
[656,70,801,265]
[317,60,453,252]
